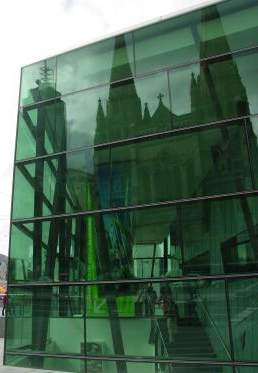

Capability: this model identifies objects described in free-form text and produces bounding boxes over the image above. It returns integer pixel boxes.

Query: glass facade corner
[5,0,258,372]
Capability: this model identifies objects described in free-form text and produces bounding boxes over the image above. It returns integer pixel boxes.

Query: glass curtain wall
[5,0,258,372]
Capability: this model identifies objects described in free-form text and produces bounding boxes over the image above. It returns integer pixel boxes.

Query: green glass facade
[5,0,258,372]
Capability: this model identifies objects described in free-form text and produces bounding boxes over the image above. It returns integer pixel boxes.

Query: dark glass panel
[15,98,67,161]
[235,369,258,373]
[12,147,109,219]
[20,58,57,106]
[110,123,251,207]
[170,50,258,129]
[229,277,258,362]
[57,33,134,95]
[245,116,258,190]
[5,280,230,361]
[134,0,258,75]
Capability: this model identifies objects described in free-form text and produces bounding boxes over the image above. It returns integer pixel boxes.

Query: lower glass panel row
[5,278,258,363]
[9,195,258,283]
[5,355,238,373]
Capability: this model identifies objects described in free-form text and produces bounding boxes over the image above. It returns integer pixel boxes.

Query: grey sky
[0,0,222,256]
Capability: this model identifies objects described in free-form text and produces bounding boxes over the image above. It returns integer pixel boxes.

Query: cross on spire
[157,93,164,102]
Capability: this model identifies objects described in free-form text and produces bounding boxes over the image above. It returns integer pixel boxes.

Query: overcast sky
[0,0,222,256]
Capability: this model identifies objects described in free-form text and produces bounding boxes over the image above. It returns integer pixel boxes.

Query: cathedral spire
[95,98,107,143]
[110,34,133,83]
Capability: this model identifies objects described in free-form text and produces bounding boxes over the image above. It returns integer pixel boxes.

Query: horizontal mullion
[7,271,258,288]
[15,113,253,166]
[5,350,258,367]
[11,189,258,224]
[20,43,258,111]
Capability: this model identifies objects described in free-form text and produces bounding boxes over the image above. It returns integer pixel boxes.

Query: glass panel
[235,368,258,373]
[5,354,81,372]
[12,147,109,219]
[85,280,230,360]
[17,71,171,158]
[4,355,234,373]
[245,116,258,190]
[170,50,258,129]
[5,286,84,357]
[229,277,258,362]
[134,0,258,75]
[57,33,134,95]
[65,71,171,150]
[20,58,57,106]
[16,99,66,160]
[110,122,251,207]
[5,281,230,361]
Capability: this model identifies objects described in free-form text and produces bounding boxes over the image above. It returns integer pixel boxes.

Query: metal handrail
[196,291,231,361]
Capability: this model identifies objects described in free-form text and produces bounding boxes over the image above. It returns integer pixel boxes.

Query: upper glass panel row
[12,120,255,220]
[16,48,258,160]
[19,0,258,106]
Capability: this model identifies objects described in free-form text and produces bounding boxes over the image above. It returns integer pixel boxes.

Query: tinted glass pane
[229,278,258,362]
[170,50,258,129]
[16,71,171,159]
[5,280,230,361]
[5,354,81,372]
[12,148,109,219]
[245,116,258,190]
[20,58,57,106]
[110,123,251,207]
[5,356,234,373]
[84,280,230,361]
[134,0,258,75]
[6,287,84,356]
[12,122,252,219]
[16,99,66,160]
[57,34,134,95]
[65,71,171,149]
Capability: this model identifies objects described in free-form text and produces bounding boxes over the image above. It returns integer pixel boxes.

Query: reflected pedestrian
[158,285,178,344]
[2,291,7,316]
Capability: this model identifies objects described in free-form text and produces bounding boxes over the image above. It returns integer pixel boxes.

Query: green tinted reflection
[110,123,251,207]
[10,196,258,283]
[246,116,258,190]
[16,99,67,161]
[229,278,258,362]
[12,148,109,219]
[57,34,134,95]
[134,0,258,75]
[16,71,171,159]
[170,50,258,129]
[64,73,165,149]
[5,355,80,372]
[4,356,234,373]
[5,280,230,361]
[12,122,252,219]
[20,58,57,106]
